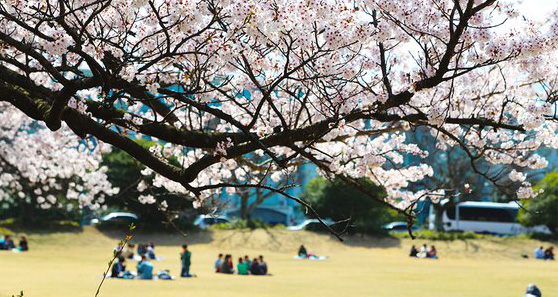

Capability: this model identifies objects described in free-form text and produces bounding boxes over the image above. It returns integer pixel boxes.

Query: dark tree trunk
[240,195,248,219]
[432,201,454,231]
[432,203,445,232]
[19,199,37,227]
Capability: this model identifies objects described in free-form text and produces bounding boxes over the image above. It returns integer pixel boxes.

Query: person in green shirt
[180,244,192,277]
[237,258,249,275]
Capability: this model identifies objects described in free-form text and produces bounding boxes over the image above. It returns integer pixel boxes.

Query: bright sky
[516,0,558,20]
[516,0,558,22]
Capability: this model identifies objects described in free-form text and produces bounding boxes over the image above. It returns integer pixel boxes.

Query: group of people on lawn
[117,242,158,260]
[111,251,155,279]
[111,242,188,279]
[533,246,554,260]
[215,253,269,275]
[111,243,272,279]
[0,235,28,251]
[409,244,438,259]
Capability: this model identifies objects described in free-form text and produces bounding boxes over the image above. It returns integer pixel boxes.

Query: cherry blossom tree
[1,0,557,235]
[0,103,118,221]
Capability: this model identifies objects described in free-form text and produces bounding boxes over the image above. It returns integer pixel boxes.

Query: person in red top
[227,254,234,271]
[220,254,234,274]
[428,245,438,259]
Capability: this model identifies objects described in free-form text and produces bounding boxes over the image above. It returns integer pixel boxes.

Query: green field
[0,227,556,297]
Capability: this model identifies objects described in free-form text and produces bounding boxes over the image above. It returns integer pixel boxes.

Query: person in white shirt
[534,246,545,259]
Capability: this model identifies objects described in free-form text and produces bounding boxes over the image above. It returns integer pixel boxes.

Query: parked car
[286,218,335,231]
[90,212,139,228]
[193,214,231,229]
[382,221,418,231]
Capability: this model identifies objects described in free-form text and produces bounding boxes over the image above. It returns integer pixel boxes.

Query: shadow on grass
[96,225,214,246]
[0,219,83,235]
[336,233,402,249]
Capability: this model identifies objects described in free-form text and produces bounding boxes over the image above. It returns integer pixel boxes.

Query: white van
[432,201,551,235]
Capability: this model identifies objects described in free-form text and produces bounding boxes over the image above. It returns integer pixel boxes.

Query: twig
[94,223,136,297]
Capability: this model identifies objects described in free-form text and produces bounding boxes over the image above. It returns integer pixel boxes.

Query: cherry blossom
[0,104,118,211]
[1,0,557,221]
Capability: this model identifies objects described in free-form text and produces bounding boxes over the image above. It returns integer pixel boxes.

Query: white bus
[431,201,551,235]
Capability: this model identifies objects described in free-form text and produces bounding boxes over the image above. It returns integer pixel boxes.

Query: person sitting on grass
[417,244,429,258]
[237,258,249,275]
[137,255,145,274]
[4,235,15,250]
[137,255,154,279]
[137,244,146,256]
[534,246,545,259]
[250,258,262,275]
[215,253,223,273]
[244,255,251,267]
[428,245,438,259]
[122,243,134,259]
[228,254,234,271]
[525,283,542,297]
[180,244,192,277]
[409,245,418,257]
[111,256,126,278]
[114,242,125,257]
[544,247,554,260]
[221,254,234,274]
[298,245,308,258]
[18,236,28,251]
[147,243,156,260]
[258,255,268,275]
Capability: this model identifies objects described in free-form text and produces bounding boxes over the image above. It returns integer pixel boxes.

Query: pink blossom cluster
[1,0,557,212]
[0,104,119,210]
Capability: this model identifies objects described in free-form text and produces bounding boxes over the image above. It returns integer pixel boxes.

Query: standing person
[409,245,418,257]
[137,255,153,279]
[237,258,249,275]
[534,246,545,259]
[18,236,28,251]
[258,255,268,275]
[0,235,5,249]
[215,254,223,273]
[180,244,192,277]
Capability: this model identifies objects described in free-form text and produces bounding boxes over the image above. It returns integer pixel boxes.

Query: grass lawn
[0,227,556,297]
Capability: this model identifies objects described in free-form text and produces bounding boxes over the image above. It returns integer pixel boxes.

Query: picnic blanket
[293,255,328,260]
[105,271,176,280]
[132,255,165,261]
